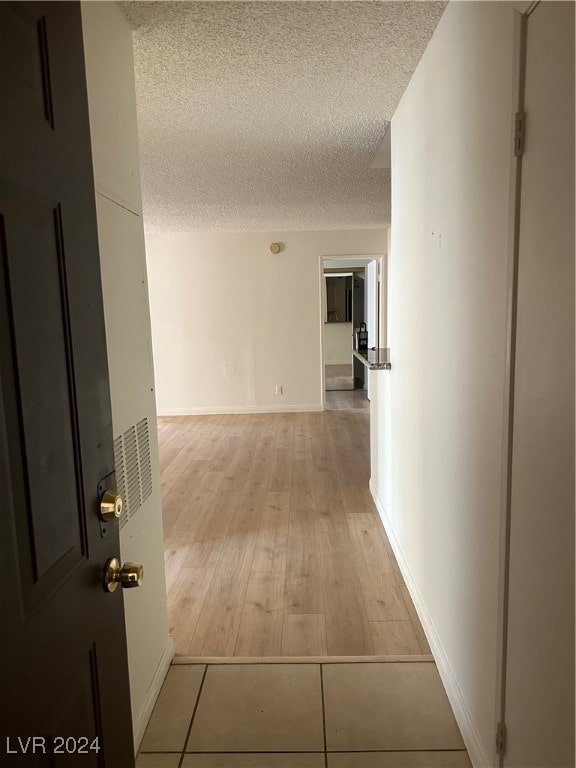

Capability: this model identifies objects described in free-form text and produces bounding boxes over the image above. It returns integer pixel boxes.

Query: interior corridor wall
[145,229,385,414]
[82,1,171,751]
[323,322,353,365]
[370,3,517,765]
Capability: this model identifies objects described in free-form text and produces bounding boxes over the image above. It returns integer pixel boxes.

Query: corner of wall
[369,479,492,767]
[132,634,174,753]
[376,3,518,764]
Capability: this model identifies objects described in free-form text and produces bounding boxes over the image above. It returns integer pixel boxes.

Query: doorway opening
[320,255,383,411]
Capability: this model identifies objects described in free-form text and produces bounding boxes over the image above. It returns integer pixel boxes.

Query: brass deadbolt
[103,558,144,593]
[269,242,281,254]
[100,490,123,522]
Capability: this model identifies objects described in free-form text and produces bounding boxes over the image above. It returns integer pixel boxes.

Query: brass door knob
[100,490,123,522]
[103,558,144,592]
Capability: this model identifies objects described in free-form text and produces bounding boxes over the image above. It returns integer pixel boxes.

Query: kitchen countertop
[352,347,391,370]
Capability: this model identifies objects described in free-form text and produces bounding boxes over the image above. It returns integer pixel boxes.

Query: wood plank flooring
[159,397,430,657]
[325,388,369,410]
[325,363,354,391]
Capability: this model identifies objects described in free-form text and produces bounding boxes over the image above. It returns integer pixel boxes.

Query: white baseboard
[133,635,174,753]
[157,404,324,416]
[369,479,492,768]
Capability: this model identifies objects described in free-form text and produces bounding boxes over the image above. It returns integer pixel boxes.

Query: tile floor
[138,662,471,768]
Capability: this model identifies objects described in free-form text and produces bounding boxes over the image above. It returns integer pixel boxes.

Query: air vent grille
[113,435,128,528]
[137,418,153,502]
[113,417,153,529]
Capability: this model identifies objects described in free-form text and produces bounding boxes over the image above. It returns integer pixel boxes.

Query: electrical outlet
[275,385,283,395]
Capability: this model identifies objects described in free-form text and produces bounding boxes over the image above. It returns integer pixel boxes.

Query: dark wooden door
[0,2,134,765]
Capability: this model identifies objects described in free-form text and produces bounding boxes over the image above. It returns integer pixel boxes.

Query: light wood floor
[325,388,368,411]
[325,363,354,391]
[159,399,431,658]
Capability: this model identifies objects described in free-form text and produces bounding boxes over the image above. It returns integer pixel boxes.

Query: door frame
[494,7,528,764]
[318,253,384,410]
[493,3,574,766]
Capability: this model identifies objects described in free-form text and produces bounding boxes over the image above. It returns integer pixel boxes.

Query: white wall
[365,259,378,399]
[82,1,171,752]
[145,230,385,414]
[323,322,352,365]
[370,3,517,766]
[365,261,377,349]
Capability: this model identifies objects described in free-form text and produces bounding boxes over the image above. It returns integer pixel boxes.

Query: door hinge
[513,112,525,157]
[496,722,506,756]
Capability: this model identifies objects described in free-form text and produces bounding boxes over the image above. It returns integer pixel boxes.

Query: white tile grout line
[177,664,208,768]
[319,664,328,768]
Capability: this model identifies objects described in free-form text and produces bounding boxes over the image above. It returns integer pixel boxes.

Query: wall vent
[113,417,153,529]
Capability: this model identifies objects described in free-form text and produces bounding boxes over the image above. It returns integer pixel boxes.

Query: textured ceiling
[122,1,445,232]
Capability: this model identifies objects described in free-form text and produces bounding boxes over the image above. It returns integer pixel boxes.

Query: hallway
[159,398,430,658]
[324,364,354,391]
